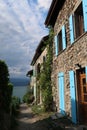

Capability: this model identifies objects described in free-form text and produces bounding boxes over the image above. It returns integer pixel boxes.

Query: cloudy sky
[0,0,52,78]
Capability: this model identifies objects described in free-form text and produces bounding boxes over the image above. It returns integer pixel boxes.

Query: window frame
[54,24,67,56]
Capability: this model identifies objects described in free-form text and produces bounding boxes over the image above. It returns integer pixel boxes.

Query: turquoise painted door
[58,72,65,114]
[69,70,77,124]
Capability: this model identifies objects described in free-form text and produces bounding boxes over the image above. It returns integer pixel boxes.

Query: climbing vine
[39,27,54,111]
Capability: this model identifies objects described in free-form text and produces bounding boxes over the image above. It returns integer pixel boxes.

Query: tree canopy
[0,60,13,112]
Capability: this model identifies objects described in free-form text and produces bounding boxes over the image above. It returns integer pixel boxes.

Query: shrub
[31,105,45,115]
[0,60,11,112]
[0,60,13,130]
[11,96,20,115]
[22,91,34,104]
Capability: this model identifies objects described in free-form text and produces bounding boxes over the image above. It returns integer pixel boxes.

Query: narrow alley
[14,104,87,130]
[15,103,49,130]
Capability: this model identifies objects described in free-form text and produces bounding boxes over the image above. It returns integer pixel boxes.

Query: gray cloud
[0,0,52,78]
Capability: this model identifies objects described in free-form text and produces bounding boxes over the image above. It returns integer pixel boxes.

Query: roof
[45,0,65,27]
[31,35,49,65]
[26,70,33,77]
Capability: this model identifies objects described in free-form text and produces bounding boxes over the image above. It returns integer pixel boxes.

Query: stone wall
[52,0,87,116]
[33,47,47,104]
[35,48,47,67]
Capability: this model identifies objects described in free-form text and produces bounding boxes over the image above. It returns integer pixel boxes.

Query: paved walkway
[16,103,48,130]
[15,104,87,130]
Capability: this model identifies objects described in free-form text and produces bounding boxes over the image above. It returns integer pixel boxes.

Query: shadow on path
[15,103,49,130]
[15,103,87,130]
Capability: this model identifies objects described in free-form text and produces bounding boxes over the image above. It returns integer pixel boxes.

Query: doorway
[77,68,87,124]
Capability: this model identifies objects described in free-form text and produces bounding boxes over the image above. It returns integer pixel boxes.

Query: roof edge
[31,35,49,65]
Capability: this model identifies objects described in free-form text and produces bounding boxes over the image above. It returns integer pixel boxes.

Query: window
[37,63,40,74]
[58,30,63,52]
[69,0,87,44]
[54,25,66,55]
[74,2,84,39]
[43,56,46,62]
[33,66,36,77]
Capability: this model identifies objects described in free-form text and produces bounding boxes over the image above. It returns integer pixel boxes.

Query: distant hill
[10,78,29,86]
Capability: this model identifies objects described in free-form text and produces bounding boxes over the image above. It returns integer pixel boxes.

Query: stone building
[45,0,87,124]
[30,35,48,104]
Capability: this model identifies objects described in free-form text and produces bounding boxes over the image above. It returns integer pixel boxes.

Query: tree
[0,60,13,130]
[0,60,13,111]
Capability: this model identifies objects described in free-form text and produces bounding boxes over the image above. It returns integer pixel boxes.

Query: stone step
[65,125,87,130]
[78,125,87,130]
[65,126,77,130]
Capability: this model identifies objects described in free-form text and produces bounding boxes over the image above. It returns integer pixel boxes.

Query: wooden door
[78,74,87,123]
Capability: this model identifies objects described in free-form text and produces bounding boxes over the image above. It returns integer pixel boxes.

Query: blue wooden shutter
[54,35,58,56]
[69,70,77,124]
[58,72,65,114]
[69,15,74,44]
[82,0,87,32]
[62,25,66,50]
[85,66,87,82]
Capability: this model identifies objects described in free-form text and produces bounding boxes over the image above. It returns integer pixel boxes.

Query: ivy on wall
[39,27,54,111]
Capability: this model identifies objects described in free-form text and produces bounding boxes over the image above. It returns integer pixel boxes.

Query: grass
[31,104,45,115]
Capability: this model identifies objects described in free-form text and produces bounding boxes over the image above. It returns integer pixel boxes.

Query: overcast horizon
[0,0,52,78]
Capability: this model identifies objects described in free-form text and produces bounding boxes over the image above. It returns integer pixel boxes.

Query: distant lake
[11,78,29,102]
[12,86,28,102]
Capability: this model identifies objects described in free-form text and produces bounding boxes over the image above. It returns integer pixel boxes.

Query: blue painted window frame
[54,25,66,56]
[69,0,87,44]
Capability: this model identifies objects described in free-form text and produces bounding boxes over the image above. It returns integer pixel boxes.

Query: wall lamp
[75,63,82,68]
